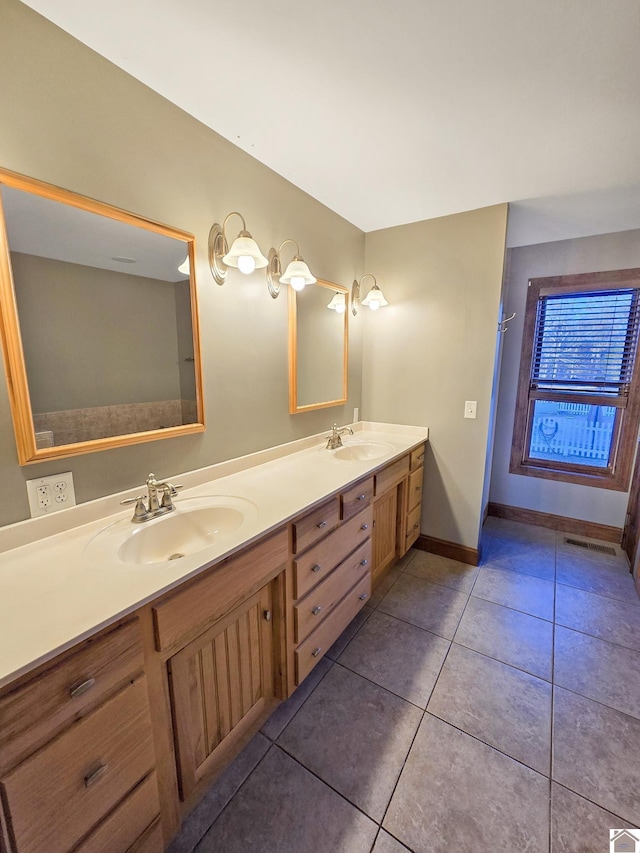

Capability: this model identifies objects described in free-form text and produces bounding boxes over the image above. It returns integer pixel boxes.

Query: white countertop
[0,422,428,689]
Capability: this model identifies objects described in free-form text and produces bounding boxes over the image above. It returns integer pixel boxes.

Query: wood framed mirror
[288,279,348,414]
[0,168,205,464]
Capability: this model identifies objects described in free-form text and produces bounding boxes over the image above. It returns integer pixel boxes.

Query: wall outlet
[353,407,359,423]
[26,472,76,517]
[464,400,477,419]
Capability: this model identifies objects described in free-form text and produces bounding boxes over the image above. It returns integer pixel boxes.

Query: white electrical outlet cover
[26,472,76,517]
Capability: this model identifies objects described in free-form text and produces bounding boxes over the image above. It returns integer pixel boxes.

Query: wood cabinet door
[372,486,398,585]
[168,583,276,801]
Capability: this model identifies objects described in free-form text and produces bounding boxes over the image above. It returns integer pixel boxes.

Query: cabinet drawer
[294,539,371,643]
[1,677,155,853]
[293,507,372,600]
[0,619,143,772]
[130,818,164,853]
[374,455,410,496]
[74,772,160,853]
[410,444,426,472]
[408,467,424,513]
[406,504,421,550]
[153,529,287,651]
[295,573,371,684]
[340,477,374,520]
[292,497,340,554]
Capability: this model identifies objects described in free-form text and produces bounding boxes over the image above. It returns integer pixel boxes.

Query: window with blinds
[510,270,640,490]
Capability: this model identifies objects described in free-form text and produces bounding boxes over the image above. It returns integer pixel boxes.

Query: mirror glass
[0,170,204,464]
[288,279,348,413]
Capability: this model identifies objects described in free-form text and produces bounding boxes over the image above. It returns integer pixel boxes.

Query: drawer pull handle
[317,521,328,529]
[312,647,322,658]
[416,454,424,464]
[415,485,421,491]
[360,524,369,531]
[357,494,366,501]
[413,522,420,531]
[359,593,368,601]
[312,605,322,616]
[311,563,322,573]
[69,678,96,699]
[360,559,368,567]
[84,763,108,788]
[264,609,272,622]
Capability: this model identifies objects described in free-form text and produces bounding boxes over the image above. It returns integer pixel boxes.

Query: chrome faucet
[326,423,354,450]
[120,473,183,523]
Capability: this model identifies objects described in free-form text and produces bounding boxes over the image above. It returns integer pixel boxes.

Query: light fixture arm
[267,238,315,298]
[209,210,267,285]
[351,274,377,315]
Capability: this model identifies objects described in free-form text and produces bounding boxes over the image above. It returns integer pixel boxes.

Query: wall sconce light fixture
[266,239,316,298]
[208,211,268,285]
[327,291,347,313]
[351,274,389,315]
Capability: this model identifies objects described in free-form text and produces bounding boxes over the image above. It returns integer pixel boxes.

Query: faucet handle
[165,483,183,496]
[120,495,148,520]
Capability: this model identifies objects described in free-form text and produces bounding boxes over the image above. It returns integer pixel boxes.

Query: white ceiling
[21,0,640,246]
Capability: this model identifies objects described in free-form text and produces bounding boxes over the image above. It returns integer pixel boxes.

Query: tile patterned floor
[168,519,640,853]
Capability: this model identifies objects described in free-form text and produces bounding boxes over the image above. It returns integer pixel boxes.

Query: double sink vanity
[0,422,427,853]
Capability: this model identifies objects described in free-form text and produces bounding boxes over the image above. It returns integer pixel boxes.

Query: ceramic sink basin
[86,495,258,566]
[331,441,395,461]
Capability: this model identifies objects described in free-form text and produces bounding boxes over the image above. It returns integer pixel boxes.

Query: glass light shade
[178,255,190,275]
[222,233,268,274]
[280,257,316,289]
[327,292,346,313]
[361,284,389,310]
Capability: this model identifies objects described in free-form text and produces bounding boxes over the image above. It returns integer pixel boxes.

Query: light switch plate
[26,472,76,517]
[464,401,477,419]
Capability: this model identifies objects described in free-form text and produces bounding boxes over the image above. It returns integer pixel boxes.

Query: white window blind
[531,289,640,397]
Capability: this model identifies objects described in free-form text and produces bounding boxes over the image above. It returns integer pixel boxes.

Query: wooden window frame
[510,268,640,491]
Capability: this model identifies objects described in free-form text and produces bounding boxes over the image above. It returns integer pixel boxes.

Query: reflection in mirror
[0,169,204,464]
[288,279,348,413]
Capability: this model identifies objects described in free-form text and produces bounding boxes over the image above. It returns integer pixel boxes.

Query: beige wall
[0,0,364,526]
[490,229,640,528]
[363,205,509,551]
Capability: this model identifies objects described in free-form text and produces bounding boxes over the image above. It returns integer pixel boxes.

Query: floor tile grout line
[331,658,431,713]
[374,602,465,643]
[273,741,387,827]
[552,619,640,656]
[551,779,636,828]
[551,680,640,725]
[450,636,552,683]
[377,637,455,835]
[261,657,336,743]
[192,742,277,853]
[401,566,477,597]
[425,706,551,779]
[470,590,554,623]
[555,577,640,608]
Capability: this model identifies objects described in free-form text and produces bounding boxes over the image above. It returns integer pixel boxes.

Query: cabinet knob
[359,593,368,601]
[360,523,369,531]
[312,647,322,658]
[311,605,322,616]
[357,494,366,501]
[317,520,328,529]
[84,763,108,788]
[415,485,421,491]
[69,678,96,699]
[413,522,420,531]
[360,559,368,567]
[264,609,272,622]
[311,563,321,573]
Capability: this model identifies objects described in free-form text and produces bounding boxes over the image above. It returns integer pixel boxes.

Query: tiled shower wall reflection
[33,399,198,446]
